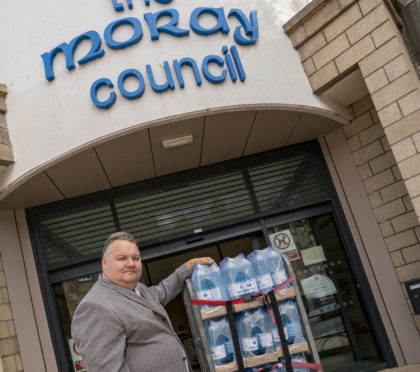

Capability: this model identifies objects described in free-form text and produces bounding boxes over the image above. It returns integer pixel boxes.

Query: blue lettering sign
[230,45,246,81]
[222,46,237,82]
[146,61,175,93]
[112,0,133,12]
[104,17,143,50]
[118,69,145,99]
[144,9,189,41]
[89,45,246,109]
[190,7,230,36]
[202,55,226,84]
[173,58,202,88]
[229,9,259,46]
[41,4,257,109]
[90,78,116,109]
[41,31,104,81]
[112,0,173,10]
[143,0,173,6]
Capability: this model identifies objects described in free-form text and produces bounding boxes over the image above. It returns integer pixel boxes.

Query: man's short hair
[103,231,137,258]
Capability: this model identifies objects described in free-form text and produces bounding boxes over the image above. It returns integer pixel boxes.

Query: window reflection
[267,214,382,371]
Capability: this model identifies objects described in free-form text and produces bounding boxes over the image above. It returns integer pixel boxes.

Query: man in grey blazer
[71,231,213,372]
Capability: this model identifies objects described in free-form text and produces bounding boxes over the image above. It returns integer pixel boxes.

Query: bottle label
[210,344,227,360]
[256,274,274,289]
[197,289,212,300]
[272,271,288,286]
[197,287,222,301]
[227,280,258,297]
[241,337,258,352]
[259,333,274,347]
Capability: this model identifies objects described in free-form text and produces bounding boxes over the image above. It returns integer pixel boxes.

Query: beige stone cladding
[0,254,22,372]
[285,0,420,335]
[0,84,14,168]
[284,0,420,223]
[347,95,420,333]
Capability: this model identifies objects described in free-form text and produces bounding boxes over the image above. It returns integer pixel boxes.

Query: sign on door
[68,339,87,372]
[268,229,300,261]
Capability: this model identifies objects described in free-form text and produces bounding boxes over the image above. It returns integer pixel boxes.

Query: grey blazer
[71,264,192,372]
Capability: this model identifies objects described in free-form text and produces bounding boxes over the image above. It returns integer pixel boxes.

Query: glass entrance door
[52,232,266,372]
[265,213,383,372]
[143,232,266,371]
[52,211,387,372]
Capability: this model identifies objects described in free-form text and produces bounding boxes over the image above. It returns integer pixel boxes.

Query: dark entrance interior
[28,143,394,371]
[53,211,387,372]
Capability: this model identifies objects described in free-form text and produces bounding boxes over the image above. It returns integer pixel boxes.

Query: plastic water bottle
[204,316,235,366]
[268,299,303,350]
[247,249,274,294]
[266,247,289,288]
[220,254,258,300]
[278,298,305,345]
[236,308,275,358]
[271,312,296,347]
[191,262,224,309]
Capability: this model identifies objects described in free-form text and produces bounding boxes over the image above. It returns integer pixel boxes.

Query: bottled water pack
[248,247,289,294]
[236,307,275,358]
[191,262,225,309]
[266,246,289,288]
[191,249,305,369]
[247,249,274,293]
[220,254,258,300]
[204,316,235,366]
[270,298,305,348]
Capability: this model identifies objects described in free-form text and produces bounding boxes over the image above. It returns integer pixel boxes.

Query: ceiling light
[162,135,193,150]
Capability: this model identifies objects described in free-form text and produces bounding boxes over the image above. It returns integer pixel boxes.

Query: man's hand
[185,257,215,271]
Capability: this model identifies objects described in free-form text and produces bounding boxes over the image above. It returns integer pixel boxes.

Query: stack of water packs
[191,247,305,368]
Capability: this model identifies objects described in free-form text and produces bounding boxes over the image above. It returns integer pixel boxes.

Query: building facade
[0,0,419,371]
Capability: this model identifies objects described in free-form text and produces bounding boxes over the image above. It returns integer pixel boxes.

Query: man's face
[102,239,142,290]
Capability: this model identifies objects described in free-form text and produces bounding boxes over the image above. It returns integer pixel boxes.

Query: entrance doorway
[53,211,387,372]
[143,232,266,371]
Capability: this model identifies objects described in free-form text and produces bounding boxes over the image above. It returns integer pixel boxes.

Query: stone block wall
[0,255,22,372]
[284,0,420,222]
[0,84,14,168]
[396,0,420,77]
[284,0,420,334]
[346,95,420,332]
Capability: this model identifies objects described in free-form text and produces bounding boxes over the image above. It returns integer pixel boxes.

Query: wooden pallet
[213,342,309,372]
[277,341,309,357]
[200,287,296,320]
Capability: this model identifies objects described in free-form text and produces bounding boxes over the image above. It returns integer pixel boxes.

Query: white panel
[286,112,341,145]
[201,111,255,165]
[45,148,111,198]
[149,117,204,176]
[321,69,368,107]
[0,172,64,209]
[244,110,300,155]
[95,130,155,187]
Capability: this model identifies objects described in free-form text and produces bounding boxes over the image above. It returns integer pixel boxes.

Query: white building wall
[0,0,347,198]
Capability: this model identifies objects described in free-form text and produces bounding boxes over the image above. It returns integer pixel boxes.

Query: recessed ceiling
[321,69,369,107]
[0,109,344,209]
